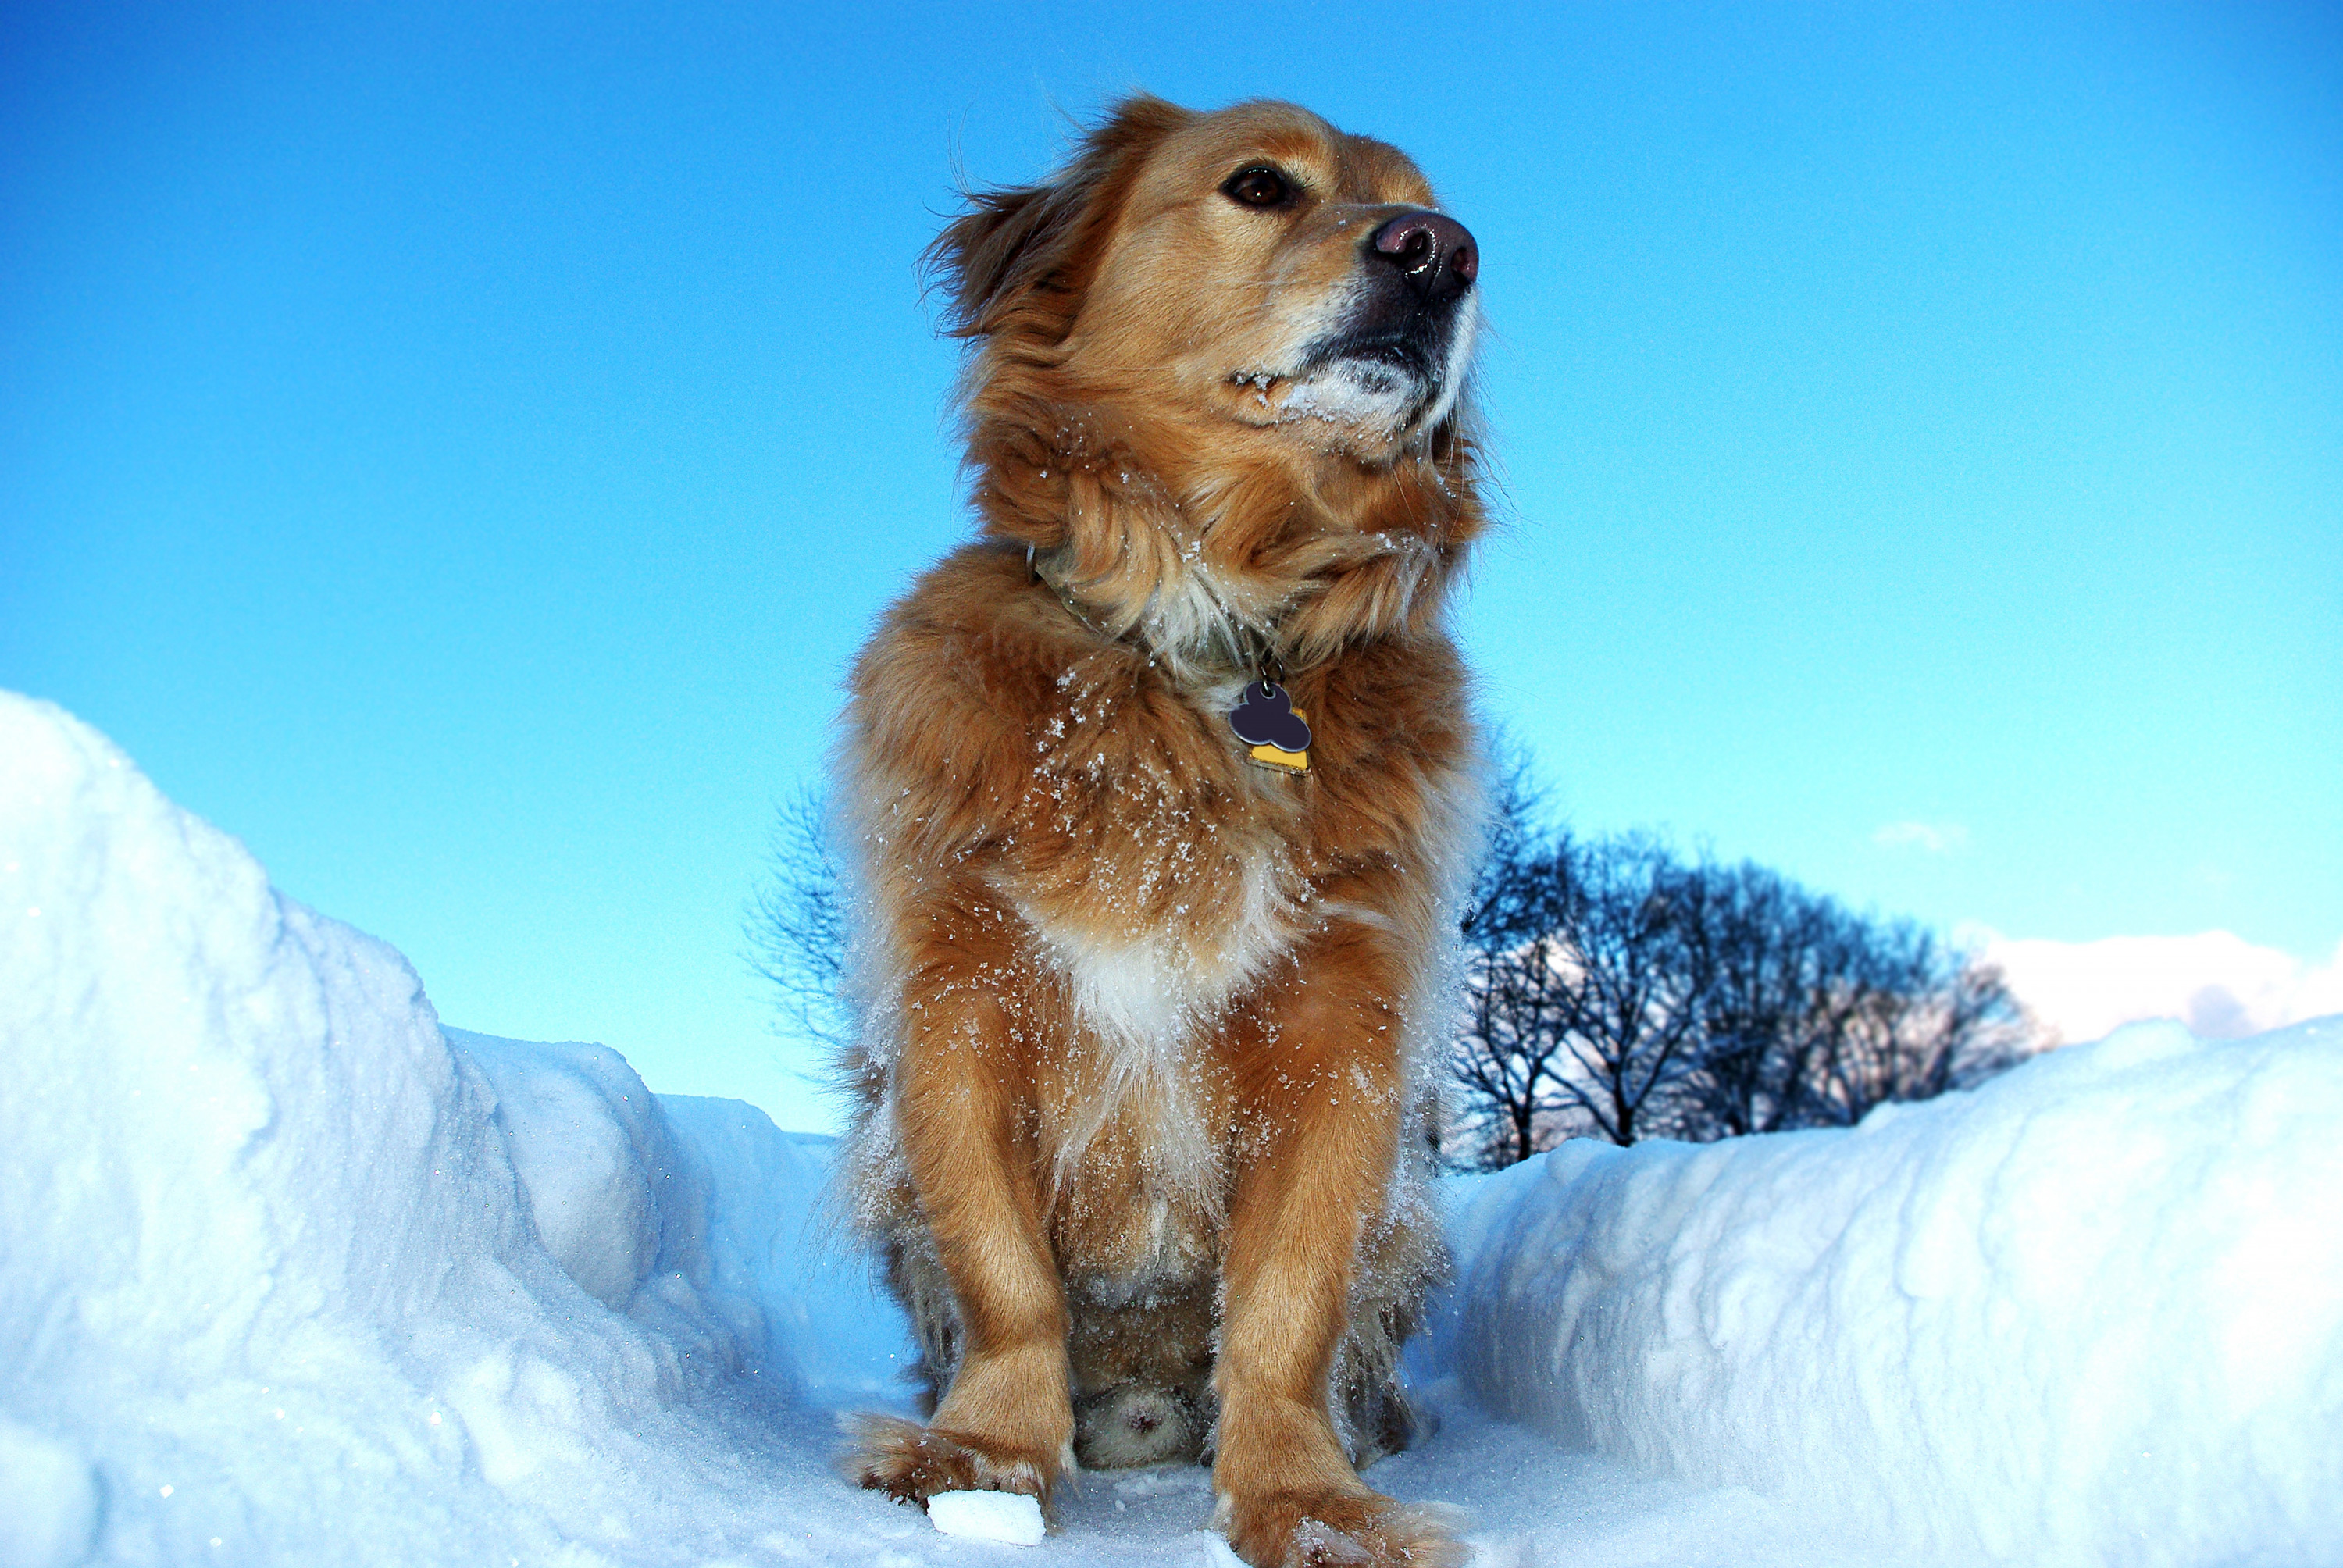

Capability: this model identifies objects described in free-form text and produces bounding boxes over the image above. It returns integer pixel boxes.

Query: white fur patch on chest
[1018,848,1298,1221]
[1040,845,1296,1047]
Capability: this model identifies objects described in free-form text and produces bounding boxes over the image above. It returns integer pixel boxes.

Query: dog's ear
[926,95,1191,340]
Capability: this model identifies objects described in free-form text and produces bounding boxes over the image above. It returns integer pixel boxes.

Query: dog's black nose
[1368,210,1478,303]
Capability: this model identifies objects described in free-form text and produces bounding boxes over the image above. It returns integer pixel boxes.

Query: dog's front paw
[838,1413,1060,1509]
[1218,1488,1465,1568]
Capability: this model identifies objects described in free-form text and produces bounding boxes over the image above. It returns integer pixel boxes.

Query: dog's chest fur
[1010,662,1306,1280]
[1015,657,1304,1003]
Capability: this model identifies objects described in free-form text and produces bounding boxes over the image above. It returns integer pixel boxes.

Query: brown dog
[833,95,1489,1568]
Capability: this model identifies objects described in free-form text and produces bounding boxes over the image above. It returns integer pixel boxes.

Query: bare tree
[1447,750,1578,1167]
[744,786,852,1054]
[1453,874,1580,1167]
[1542,836,1712,1147]
[1670,865,1870,1137]
[1446,819,2042,1165]
[1449,829,1708,1163]
[1807,923,2031,1125]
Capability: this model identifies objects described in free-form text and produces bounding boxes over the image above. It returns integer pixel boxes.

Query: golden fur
[833,95,1489,1568]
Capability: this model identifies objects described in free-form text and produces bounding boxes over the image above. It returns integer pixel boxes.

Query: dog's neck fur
[970,392,1482,682]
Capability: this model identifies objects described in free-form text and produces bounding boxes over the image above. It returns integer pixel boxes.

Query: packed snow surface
[3,687,2338,1567]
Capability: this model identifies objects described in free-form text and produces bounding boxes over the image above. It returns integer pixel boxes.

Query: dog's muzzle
[1295,208,1479,429]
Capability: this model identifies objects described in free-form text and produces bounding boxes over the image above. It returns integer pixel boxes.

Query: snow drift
[4,686,2339,1567]
[1420,1018,2343,1566]
[0,692,911,1567]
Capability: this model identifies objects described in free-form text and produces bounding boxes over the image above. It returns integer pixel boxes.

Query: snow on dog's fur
[832,95,1489,1568]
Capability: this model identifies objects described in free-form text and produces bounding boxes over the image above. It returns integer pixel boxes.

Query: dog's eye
[1221,166,1294,209]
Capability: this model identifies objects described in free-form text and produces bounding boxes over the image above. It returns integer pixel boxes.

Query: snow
[0,1416,103,1568]
[925,1491,1047,1546]
[1420,1017,2343,1566]
[1981,928,2343,1043]
[4,685,2339,1568]
[0,692,904,1566]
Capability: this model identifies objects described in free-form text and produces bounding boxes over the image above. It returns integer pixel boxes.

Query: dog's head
[931,97,1488,666]
[934,96,1477,459]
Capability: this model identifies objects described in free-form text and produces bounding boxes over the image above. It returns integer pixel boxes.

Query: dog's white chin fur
[1271,290,1479,446]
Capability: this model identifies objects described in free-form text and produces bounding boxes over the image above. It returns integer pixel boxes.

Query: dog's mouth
[1232,333,1459,442]
[1303,330,1438,386]
[1229,288,1475,444]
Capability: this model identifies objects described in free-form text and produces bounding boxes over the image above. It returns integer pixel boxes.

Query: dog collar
[1029,546,1311,777]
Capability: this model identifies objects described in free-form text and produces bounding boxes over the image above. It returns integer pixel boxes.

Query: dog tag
[1229,680,1311,775]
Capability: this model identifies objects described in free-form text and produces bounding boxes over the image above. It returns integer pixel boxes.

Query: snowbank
[447,1031,908,1403]
[1423,1016,2343,1566]
[0,692,914,1566]
[5,684,2338,1568]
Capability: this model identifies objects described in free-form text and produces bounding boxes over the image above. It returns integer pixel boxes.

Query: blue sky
[4,2,2337,1130]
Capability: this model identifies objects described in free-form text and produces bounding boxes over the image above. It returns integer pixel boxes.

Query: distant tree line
[1446,759,2038,1169]
[748,754,2040,1169]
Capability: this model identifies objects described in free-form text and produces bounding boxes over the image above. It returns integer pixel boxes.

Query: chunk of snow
[1418,1015,2343,1565]
[925,1490,1047,1545]
[451,1028,690,1311]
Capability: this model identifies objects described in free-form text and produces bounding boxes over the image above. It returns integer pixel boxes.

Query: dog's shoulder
[846,541,1033,789]
[853,541,1051,721]
[843,540,1145,865]
[856,538,1032,659]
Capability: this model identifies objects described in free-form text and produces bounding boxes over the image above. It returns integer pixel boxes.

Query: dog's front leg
[847,975,1073,1508]
[1212,932,1460,1568]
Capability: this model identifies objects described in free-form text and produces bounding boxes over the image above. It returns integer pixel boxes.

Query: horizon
[4,2,2336,1131]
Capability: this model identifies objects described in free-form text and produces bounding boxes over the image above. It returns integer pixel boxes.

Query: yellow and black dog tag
[1229,680,1311,776]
